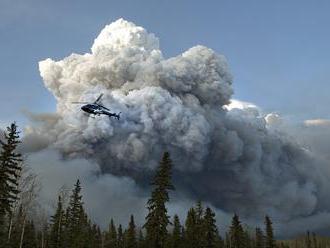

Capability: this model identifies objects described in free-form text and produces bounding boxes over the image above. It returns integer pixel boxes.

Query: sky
[1,0,330,128]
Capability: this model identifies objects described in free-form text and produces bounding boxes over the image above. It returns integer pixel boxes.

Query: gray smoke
[22,19,330,236]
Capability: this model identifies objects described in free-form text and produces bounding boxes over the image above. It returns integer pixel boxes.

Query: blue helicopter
[72,94,121,120]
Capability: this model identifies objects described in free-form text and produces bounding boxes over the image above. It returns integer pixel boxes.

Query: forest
[0,122,329,248]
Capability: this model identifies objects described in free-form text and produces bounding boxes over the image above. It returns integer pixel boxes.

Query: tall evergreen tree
[125,215,137,248]
[184,207,197,248]
[229,214,244,248]
[144,152,174,248]
[264,216,275,248]
[242,228,252,248]
[118,224,124,248]
[0,123,22,240]
[195,201,205,247]
[65,179,86,248]
[203,207,219,248]
[49,195,65,248]
[88,224,102,248]
[170,215,182,248]
[255,227,265,248]
[105,218,118,248]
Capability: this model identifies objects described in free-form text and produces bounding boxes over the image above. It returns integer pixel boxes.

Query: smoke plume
[22,19,330,236]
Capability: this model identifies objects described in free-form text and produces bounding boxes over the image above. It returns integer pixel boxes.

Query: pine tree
[125,215,137,248]
[264,216,275,248]
[229,214,244,248]
[0,123,22,240]
[255,227,265,248]
[118,224,124,248]
[170,215,182,248]
[144,152,174,248]
[49,195,65,248]
[184,207,197,248]
[105,218,118,248]
[203,207,219,248]
[88,224,102,248]
[65,179,86,248]
[242,228,252,248]
[195,201,205,247]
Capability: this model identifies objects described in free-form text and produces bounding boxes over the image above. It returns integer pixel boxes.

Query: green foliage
[229,214,244,248]
[105,218,118,248]
[184,207,198,248]
[170,215,182,248]
[265,215,275,248]
[255,227,265,248]
[138,229,145,248]
[118,224,124,248]
[0,123,22,240]
[203,207,219,248]
[49,196,65,248]
[1,148,329,248]
[125,215,138,248]
[144,152,174,248]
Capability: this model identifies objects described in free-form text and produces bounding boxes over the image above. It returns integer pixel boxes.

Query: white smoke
[22,18,330,236]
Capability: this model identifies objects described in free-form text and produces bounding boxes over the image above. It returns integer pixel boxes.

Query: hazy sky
[1,0,329,128]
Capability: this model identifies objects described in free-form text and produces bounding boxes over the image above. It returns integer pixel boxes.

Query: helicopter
[72,93,121,120]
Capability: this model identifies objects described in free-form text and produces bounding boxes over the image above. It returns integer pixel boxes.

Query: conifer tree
[105,218,118,248]
[66,179,85,248]
[184,207,197,248]
[203,207,219,248]
[229,214,244,248]
[170,214,182,248]
[0,123,22,239]
[125,215,137,248]
[264,216,275,248]
[49,195,65,248]
[144,152,174,248]
[243,228,252,248]
[89,224,102,248]
[255,227,265,248]
[118,224,124,248]
[195,201,205,247]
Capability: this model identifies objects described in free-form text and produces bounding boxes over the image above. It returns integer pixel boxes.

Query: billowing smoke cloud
[22,19,330,236]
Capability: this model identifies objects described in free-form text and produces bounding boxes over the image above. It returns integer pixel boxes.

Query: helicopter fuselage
[72,93,121,120]
[81,103,120,119]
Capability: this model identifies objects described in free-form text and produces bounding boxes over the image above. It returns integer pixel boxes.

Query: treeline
[0,122,326,248]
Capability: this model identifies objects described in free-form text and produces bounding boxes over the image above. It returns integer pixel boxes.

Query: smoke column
[22,19,330,236]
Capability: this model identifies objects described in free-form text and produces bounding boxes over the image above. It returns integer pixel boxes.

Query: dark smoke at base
[21,19,330,237]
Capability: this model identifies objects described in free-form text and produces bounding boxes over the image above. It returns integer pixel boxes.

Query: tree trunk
[7,214,13,242]
[19,216,26,248]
